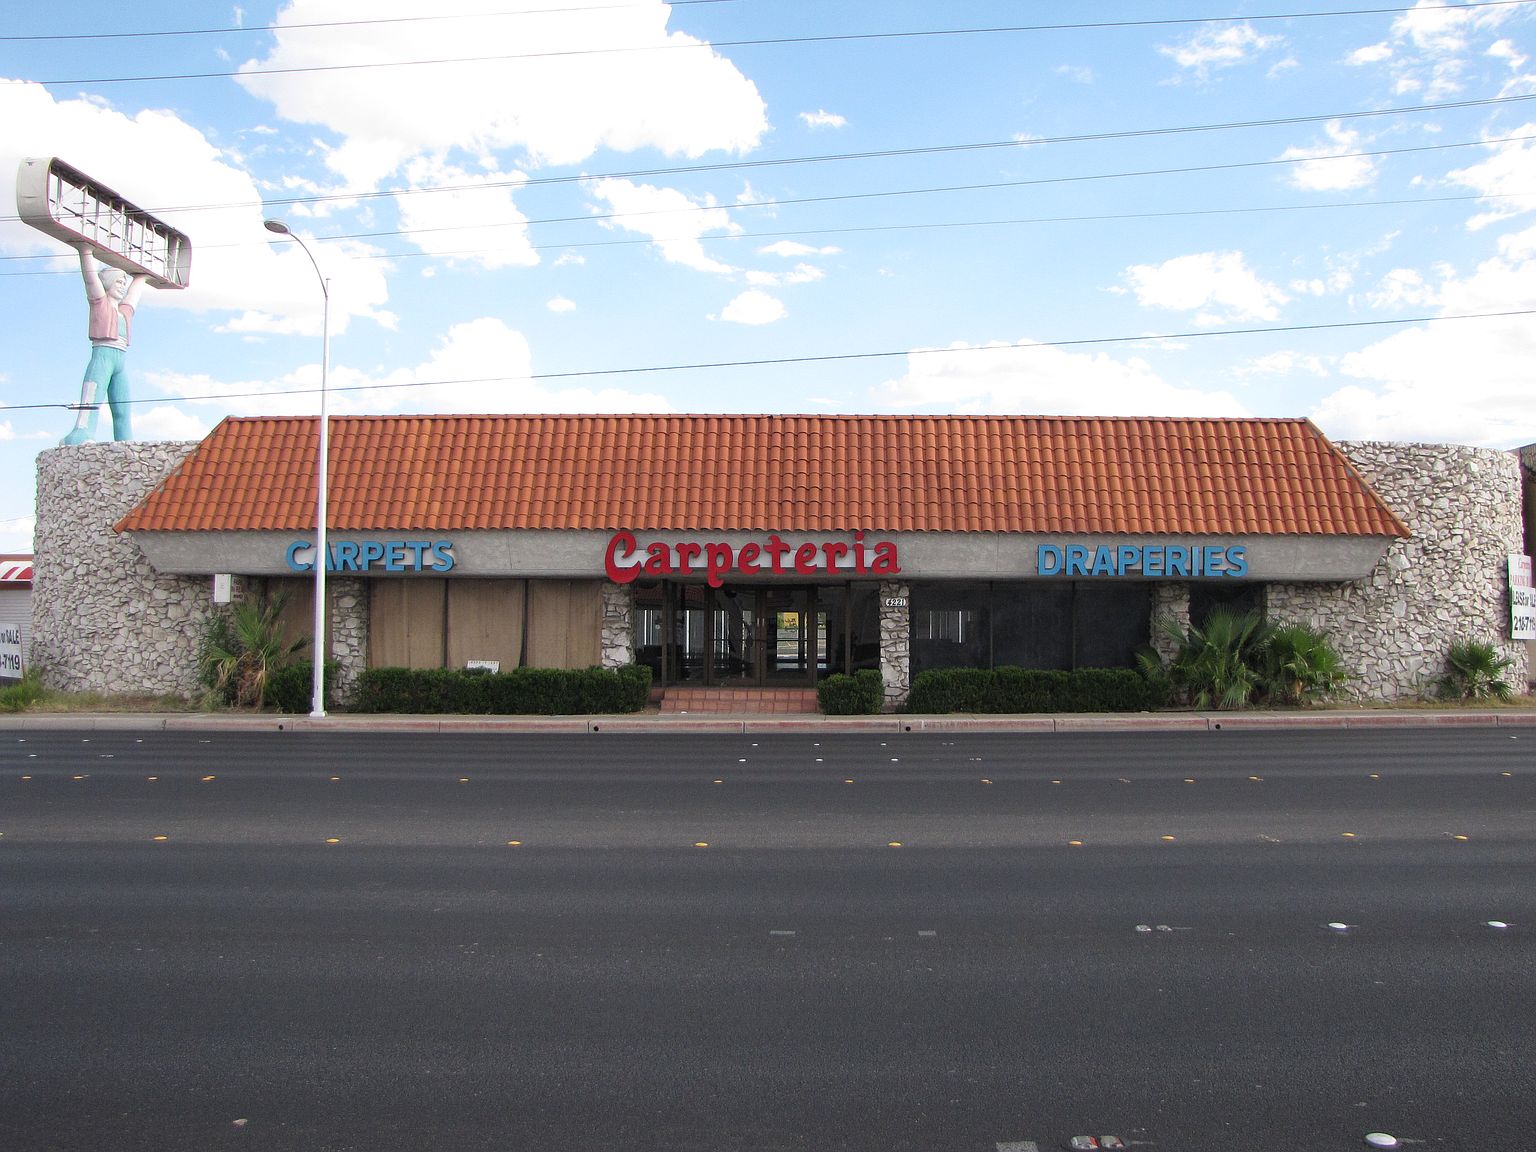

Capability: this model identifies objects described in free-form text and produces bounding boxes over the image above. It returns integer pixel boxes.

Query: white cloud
[1158,24,1282,78]
[758,241,841,257]
[133,406,215,441]
[0,81,396,338]
[587,177,739,274]
[547,296,576,313]
[1315,222,1536,446]
[718,289,785,325]
[1054,65,1095,84]
[1488,39,1528,69]
[745,263,824,287]
[1123,251,1288,323]
[237,0,769,189]
[1347,42,1393,65]
[1381,0,1519,98]
[874,340,1250,417]
[1447,128,1536,229]
[1366,267,1440,309]
[150,318,674,422]
[799,109,847,129]
[393,158,537,269]
[1279,121,1378,192]
[1234,351,1331,379]
[0,516,35,554]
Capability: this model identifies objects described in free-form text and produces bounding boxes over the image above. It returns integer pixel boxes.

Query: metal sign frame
[16,156,191,289]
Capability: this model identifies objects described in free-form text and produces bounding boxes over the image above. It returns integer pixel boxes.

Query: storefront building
[0,555,33,679]
[31,414,1533,707]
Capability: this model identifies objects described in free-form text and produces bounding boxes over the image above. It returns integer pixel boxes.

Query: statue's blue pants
[63,345,132,444]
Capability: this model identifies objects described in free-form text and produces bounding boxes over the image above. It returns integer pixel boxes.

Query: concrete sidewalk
[4,707,1535,734]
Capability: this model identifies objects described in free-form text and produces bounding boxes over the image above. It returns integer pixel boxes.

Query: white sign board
[0,622,22,681]
[1510,555,1536,641]
[466,660,500,674]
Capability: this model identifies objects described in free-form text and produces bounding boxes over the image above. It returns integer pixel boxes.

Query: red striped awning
[0,559,34,585]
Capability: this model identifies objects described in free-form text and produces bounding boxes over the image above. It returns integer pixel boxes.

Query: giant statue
[14,157,191,445]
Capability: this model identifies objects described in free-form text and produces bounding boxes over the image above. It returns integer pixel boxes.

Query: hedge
[905,666,1168,714]
[351,664,652,715]
[817,668,884,715]
[268,660,340,714]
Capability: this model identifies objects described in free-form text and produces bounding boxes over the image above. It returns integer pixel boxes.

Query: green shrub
[818,668,884,714]
[905,666,1166,713]
[267,660,341,714]
[353,664,651,715]
[199,591,308,710]
[0,667,44,713]
[1261,623,1350,705]
[1438,638,1517,702]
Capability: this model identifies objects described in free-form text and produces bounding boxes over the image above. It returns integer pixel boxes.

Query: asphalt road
[1,728,1532,1152]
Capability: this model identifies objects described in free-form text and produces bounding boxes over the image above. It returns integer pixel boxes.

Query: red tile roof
[116,414,1409,537]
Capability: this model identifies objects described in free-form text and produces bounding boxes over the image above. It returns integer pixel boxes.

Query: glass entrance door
[703,586,816,686]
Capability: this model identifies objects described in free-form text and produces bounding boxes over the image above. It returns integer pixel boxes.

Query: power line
[0,0,739,42]
[2,130,1528,271]
[3,309,1531,413]
[4,92,1528,226]
[25,1,1536,82]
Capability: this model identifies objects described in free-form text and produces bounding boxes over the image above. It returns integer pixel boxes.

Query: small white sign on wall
[466,660,500,673]
[213,574,233,604]
[1510,555,1535,641]
[0,622,22,681]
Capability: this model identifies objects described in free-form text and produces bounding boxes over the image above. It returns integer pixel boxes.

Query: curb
[3,710,1535,734]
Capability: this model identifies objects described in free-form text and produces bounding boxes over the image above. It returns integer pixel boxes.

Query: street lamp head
[263,218,291,235]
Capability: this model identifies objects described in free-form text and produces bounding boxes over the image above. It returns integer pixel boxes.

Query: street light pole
[263,218,330,718]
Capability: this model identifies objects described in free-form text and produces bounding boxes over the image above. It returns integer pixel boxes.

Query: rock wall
[600,581,634,669]
[1266,442,1528,700]
[878,580,911,711]
[34,442,205,698]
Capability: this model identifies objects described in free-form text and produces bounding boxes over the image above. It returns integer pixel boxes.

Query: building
[31,414,1532,708]
[0,554,33,679]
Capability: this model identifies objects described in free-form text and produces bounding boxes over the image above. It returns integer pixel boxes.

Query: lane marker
[325,838,341,844]
[769,930,795,937]
[1486,920,1509,929]
[506,841,522,846]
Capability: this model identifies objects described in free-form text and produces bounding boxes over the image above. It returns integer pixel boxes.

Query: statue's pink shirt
[88,295,134,348]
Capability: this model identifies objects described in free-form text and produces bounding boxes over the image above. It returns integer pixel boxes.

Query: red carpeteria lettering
[604,532,901,587]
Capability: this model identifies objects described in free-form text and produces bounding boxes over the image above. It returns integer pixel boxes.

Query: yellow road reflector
[152,835,168,842]
[330,776,340,782]
[1184,778,1195,784]
[72,775,86,781]
[1249,776,1263,782]
[888,841,903,848]
[458,777,469,783]
[1453,834,1470,841]
[1161,835,1177,842]
[1369,773,1381,779]
[325,837,341,844]
[146,776,158,782]
[1342,832,1357,838]
[1051,779,1062,785]
[200,775,216,782]
[981,778,993,785]
[844,779,854,784]
[1068,839,1084,846]
[506,840,522,846]
[713,779,723,784]
[694,841,710,848]
[20,775,31,781]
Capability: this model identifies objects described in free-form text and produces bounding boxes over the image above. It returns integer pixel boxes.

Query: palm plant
[1438,638,1517,703]
[201,591,308,709]
[1261,623,1350,705]
[1152,608,1272,710]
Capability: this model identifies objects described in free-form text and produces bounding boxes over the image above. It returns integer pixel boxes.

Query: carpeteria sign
[605,531,901,588]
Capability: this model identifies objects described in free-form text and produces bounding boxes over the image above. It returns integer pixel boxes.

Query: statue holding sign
[13,157,191,445]
[64,242,150,444]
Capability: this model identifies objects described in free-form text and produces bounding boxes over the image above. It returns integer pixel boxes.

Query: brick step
[661,687,820,714]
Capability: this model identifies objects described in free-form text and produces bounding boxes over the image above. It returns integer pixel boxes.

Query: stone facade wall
[1266,442,1528,700]
[600,581,634,669]
[878,580,911,711]
[34,442,205,698]
[328,576,369,701]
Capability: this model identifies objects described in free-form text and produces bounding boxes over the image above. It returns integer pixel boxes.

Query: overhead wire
[2,309,1533,414]
[22,1,1536,83]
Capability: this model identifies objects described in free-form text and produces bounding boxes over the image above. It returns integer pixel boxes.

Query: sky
[2,0,1535,554]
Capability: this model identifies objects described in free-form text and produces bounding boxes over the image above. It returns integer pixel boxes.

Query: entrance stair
[660,687,820,714]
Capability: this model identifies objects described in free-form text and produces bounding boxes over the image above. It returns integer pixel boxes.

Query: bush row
[816,669,884,715]
[349,664,652,715]
[905,666,1168,714]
